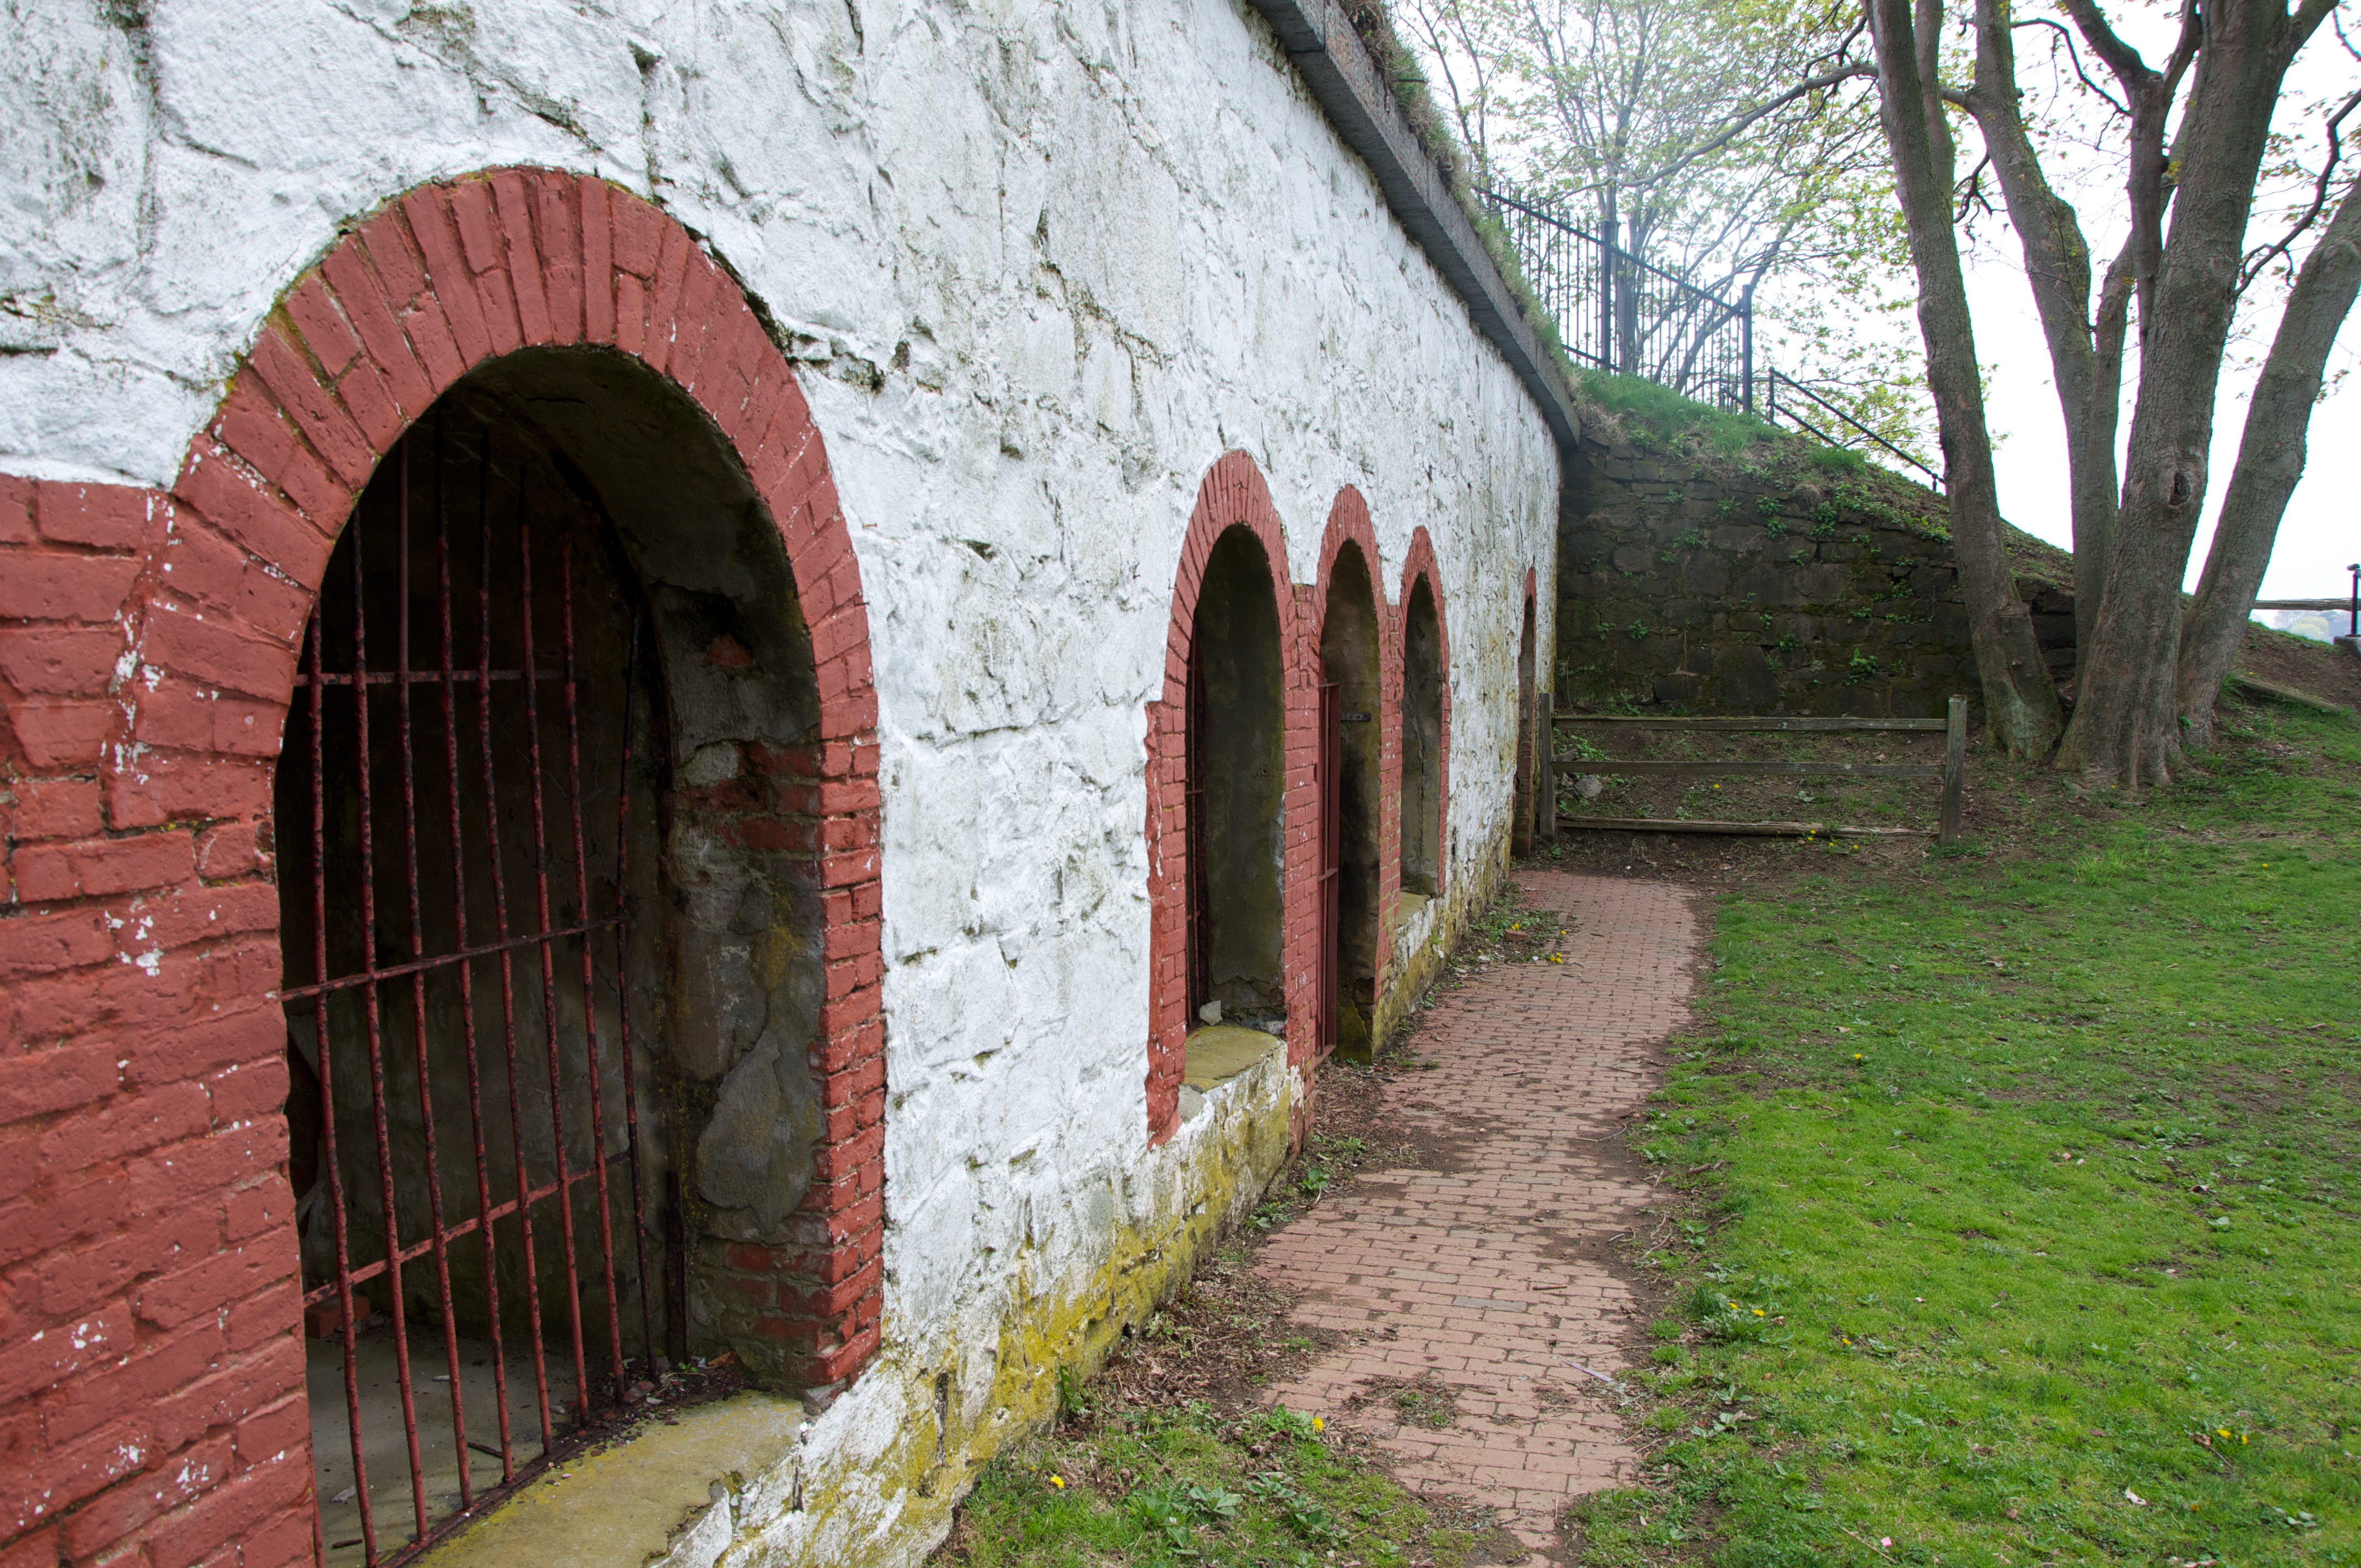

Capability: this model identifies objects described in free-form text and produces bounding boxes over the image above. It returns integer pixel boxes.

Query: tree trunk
[2176,173,2361,744]
[1867,0,2064,756]
[2054,0,2298,786]
[1967,0,2123,683]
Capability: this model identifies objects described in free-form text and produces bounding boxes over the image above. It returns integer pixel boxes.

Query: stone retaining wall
[1554,427,1977,717]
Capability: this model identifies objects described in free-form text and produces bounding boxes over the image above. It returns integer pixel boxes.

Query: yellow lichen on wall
[725,1042,1300,1567]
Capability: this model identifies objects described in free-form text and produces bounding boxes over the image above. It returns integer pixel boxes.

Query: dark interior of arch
[1400,576,1443,896]
[273,349,832,1527]
[1189,525,1287,1025]
[1514,596,1537,853]
[1320,543,1381,1061]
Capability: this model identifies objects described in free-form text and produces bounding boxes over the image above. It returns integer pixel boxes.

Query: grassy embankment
[1584,692,2361,1568]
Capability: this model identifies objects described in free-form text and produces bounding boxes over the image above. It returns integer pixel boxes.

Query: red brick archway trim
[1397,527,1451,896]
[0,168,882,1566]
[1143,454,1316,1144]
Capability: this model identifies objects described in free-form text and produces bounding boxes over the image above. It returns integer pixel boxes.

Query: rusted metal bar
[399,433,475,1515]
[300,1149,636,1304]
[1184,619,1210,1017]
[355,443,434,1545]
[557,547,628,1394]
[293,668,548,687]
[308,606,377,1564]
[436,430,515,1483]
[1316,680,1340,1050]
[278,917,622,1003]
[476,457,556,1455]
[513,507,592,1429]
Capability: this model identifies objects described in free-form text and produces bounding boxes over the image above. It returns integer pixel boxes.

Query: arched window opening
[276,351,828,1565]
[1318,543,1382,1061]
[1185,526,1286,1033]
[1400,577,1443,897]
[1513,595,1537,857]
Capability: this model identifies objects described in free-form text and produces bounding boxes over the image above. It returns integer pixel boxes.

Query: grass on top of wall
[1580,368,1782,457]
[1587,696,2361,1567]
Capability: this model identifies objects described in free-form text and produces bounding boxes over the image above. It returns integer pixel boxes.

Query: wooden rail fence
[1552,696,1968,847]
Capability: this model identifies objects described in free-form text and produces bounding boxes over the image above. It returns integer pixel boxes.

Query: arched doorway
[275,346,842,1561]
[1318,543,1381,1061]
[1513,594,1537,857]
[1400,574,1444,897]
[1185,526,1288,1033]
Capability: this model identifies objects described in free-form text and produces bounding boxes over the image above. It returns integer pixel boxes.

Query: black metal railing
[1764,369,1944,492]
[1482,188,1755,412]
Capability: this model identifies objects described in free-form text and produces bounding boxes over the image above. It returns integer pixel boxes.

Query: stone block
[1712,643,1778,707]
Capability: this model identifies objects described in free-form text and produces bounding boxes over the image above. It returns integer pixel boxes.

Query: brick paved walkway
[1258,872,1700,1560]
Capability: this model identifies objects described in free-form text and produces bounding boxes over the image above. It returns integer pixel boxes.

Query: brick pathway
[1258,872,1700,1560]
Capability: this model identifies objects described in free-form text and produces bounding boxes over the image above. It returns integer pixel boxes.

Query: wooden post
[1940,695,1966,846]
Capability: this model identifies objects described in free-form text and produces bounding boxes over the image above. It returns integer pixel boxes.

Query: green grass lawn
[1606,698,2361,1567]
[940,1400,1494,1568]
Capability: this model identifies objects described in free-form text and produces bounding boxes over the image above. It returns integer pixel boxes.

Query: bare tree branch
[2011,17,2129,117]
[2239,83,2361,295]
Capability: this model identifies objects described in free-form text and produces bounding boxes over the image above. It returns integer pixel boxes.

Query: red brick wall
[1397,527,1451,896]
[0,168,885,1566]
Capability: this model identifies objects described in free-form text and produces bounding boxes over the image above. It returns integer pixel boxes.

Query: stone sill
[416,1392,807,1568]
[1177,1025,1287,1124]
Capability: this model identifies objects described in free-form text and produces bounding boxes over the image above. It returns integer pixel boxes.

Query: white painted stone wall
[4,0,1559,1559]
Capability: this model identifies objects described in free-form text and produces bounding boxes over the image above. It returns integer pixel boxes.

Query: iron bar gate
[281,416,661,1565]
[1482,188,1756,413]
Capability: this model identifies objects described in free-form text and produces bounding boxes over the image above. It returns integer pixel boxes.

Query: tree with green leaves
[1401,0,1930,447]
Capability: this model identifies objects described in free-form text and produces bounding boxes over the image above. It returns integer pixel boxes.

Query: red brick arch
[1143,453,1321,1144]
[1396,526,1451,895]
[0,168,882,1566]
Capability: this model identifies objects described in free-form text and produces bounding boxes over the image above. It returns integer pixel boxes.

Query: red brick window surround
[0,169,883,1568]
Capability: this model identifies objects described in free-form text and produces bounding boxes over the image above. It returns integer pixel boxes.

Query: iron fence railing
[1484,190,1951,496]
[1482,188,1755,413]
[1764,369,1945,492]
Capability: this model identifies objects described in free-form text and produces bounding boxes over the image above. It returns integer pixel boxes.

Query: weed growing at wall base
[1601,701,2361,1566]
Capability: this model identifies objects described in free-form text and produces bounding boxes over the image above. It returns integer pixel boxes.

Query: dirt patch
[1081,1249,1342,1418]
[1344,1371,1464,1430]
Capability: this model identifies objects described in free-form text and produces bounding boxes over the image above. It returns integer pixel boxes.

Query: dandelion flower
[1754,1308,1766,1316]
[1312,1416,1325,1432]
[1049,1474,1065,1489]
